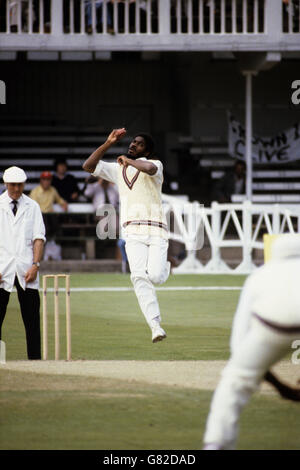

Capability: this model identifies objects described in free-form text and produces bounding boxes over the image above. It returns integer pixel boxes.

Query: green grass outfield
[1,273,300,450]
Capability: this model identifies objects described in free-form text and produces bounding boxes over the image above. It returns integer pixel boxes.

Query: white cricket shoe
[202,444,222,450]
[152,325,167,343]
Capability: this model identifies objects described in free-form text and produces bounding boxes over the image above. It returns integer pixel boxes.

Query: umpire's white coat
[204,234,300,450]
[0,191,46,292]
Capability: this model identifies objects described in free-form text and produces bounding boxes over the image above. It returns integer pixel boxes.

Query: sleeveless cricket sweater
[117,159,168,240]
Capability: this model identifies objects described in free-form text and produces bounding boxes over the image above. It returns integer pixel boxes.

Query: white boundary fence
[162,197,300,274]
[53,197,300,273]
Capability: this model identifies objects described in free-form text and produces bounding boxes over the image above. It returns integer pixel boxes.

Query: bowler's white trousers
[203,317,298,450]
[125,235,169,327]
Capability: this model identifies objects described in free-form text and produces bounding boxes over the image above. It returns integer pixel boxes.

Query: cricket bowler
[82,128,170,343]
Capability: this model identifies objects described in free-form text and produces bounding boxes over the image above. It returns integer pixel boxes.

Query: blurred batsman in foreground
[203,233,300,450]
[82,128,170,343]
[0,166,46,359]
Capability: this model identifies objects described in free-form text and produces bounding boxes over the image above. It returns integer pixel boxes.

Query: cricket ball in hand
[116,128,126,138]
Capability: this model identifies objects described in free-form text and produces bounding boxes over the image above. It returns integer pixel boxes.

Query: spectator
[282,0,300,32]
[84,175,119,212]
[8,0,36,33]
[85,0,114,34]
[42,0,51,33]
[0,166,45,360]
[30,171,68,214]
[52,159,80,203]
[212,160,246,203]
[117,238,128,273]
[30,171,67,238]
[84,176,126,266]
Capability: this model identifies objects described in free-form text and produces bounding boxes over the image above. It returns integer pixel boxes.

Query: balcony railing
[282,0,300,33]
[0,0,299,51]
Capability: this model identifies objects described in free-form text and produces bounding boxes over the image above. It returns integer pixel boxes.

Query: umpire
[0,166,46,360]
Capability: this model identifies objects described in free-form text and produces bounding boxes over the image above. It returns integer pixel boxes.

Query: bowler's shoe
[152,326,167,343]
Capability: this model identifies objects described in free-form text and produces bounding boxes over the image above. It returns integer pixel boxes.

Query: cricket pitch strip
[1,360,298,395]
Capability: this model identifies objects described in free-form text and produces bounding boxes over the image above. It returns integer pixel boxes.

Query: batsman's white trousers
[203,316,298,450]
[125,235,169,326]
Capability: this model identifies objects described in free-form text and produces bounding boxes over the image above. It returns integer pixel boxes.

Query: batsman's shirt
[92,158,168,240]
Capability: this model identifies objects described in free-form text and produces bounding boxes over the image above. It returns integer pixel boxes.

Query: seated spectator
[9,0,35,33]
[282,0,300,32]
[30,171,67,238]
[41,0,51,33]
[212,160,246,203]
[30,171,68,213]
[52,159,80,203]
[84,176,127,267]
[85,0,114,34]
[84,175,119,212]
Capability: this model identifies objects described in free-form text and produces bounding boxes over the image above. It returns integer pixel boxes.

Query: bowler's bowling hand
[25,265,38,283]
[107,128,126,145]
[117,155,130,167]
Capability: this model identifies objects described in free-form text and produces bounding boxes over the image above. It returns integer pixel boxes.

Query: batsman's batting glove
[264,371,300,402]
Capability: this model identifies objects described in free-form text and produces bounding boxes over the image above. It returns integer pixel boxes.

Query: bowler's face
[127,136,148,159]
[6,183,24,200]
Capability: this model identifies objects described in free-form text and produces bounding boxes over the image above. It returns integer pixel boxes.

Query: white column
[243,71,256,202]
[240,200,253,272]
[272,204,280,233]
[80,0,85,34]
[158,0,170,35]
[199,0,204,34]
[28,0,33,34]
[265,0,282,39]
[6,0,10,33]
[69,0,74,34]
[135,0,140,34]
[210,201,222,270]
[51,0,63,35]
[39,0,44,34]
[103,0,107,34]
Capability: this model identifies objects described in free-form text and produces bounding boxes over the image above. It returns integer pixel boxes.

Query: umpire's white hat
[3,166,27,183]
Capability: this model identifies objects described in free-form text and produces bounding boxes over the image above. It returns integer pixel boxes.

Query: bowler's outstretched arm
[82,128,126,173]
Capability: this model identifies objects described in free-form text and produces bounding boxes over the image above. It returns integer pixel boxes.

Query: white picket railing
[162,198,300,274]
[1,0,299,51]
[171,0,265,34]
[1,0,268,35]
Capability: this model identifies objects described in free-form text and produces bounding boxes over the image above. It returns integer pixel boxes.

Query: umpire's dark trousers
[0,277,41,360]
